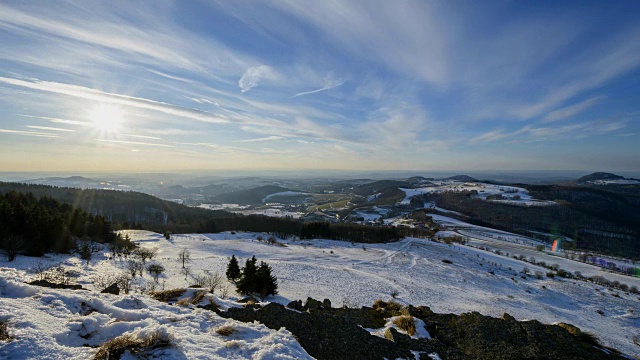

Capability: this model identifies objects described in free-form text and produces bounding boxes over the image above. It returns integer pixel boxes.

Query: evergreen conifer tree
[256,261,278,297]
[225,254,241,282]
[236,256,258,295]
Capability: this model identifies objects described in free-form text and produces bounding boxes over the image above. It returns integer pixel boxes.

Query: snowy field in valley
[399,181,557,206]
[1,228,639,357]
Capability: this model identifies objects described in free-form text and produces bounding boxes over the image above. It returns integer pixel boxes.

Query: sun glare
[89,104,125,133]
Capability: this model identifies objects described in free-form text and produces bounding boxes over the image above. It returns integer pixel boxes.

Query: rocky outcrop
[219,298,625,360]
[27,280,84,290]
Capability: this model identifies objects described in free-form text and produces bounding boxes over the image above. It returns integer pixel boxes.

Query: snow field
[1,227,639,358]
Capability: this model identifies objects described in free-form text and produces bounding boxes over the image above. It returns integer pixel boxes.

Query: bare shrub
[198,272,223,294]
[150,288,186,302]
[1,236,24,262]
[146,264,165,283]
[393,315,417,336]
[92,330,174,360]
[93,273,132,294]
[133,247,157,264]
[42,265,71,285]
[215,325,236,336]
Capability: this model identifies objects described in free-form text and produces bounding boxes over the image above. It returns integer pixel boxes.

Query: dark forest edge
[0,190,432,261]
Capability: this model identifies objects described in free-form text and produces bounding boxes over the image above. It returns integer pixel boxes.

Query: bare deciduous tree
[178,248,191,269]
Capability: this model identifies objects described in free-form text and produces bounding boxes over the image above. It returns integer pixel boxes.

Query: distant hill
[213,185,291,204]
[22,176,105,187]
[444,175,479,182]
[352,180,410,196]
[577,172,625,183]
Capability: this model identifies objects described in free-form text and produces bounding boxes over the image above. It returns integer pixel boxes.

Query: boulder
[100,283,119,295]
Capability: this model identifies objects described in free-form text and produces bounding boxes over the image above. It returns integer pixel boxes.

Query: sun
[88,104,125,133]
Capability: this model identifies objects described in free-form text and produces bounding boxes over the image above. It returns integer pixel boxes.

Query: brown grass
[176,291,208,306]
[92,330,174,360]
[150,288,186,302]
[215,325,236,336]
[372,299,403,314]
[0,320,13,341]
[393,315,417,336]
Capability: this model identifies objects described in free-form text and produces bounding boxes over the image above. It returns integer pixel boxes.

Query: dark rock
[384,327,410,343]
[238,296,258,304]
[322,298,332,309]
[27,280,84,290]
[101,283,119,295]
[304,297,323,311]
[287,300,304,311]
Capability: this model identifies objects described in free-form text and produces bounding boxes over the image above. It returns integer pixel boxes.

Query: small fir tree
[256,261,278,297]
[236,256,258,295]
[226,255,241,282]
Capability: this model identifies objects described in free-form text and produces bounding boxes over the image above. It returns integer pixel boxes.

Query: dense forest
[159,214,433,244]
[0,182,231,226]
[0,191,117,258]
[419,190,640,258]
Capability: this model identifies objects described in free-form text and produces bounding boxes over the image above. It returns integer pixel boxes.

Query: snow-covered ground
[0,256,311,359]
[2,228,639,357]
[262,191,307,203]
[399,181,556,206]
[588,179,640,185]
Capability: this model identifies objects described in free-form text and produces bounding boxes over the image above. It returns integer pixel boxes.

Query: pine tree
[235,256,258,295]
[225,255,241,282]
[256,261,278,297]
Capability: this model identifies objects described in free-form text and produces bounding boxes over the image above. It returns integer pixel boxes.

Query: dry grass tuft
[0,320,13,341]
[92,330,174,360]
[215,324,237,336]
[150,288,186,302]
[393,315,417,336]
[191,291,207,305]
[372,299,403,315]
[175,291,207,306]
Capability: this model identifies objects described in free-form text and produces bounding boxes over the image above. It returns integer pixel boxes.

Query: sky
[0,0,639,172]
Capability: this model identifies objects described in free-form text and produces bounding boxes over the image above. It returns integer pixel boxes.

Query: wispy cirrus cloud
[293,77,346,98]
[542,96,605,122]
[25,125,74,132]
[239,136,283,143]
[0,128,59,138]
[94,139,173,148]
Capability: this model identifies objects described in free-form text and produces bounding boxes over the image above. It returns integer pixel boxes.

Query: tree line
[0,191,118,259]
[165,214,433,243]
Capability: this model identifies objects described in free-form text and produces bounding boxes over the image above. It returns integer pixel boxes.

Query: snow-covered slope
[2,229,639,357]
[399,181,556,206]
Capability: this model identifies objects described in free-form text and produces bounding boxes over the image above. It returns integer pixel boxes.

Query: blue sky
[0,0,638,172]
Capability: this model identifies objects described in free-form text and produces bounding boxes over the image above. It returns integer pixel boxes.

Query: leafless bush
[147,264,165,283]
[134,247,157,264]
[1,236,24,262]
[42,265,71,285]
[93,273,132,294]
[193,272,223,294]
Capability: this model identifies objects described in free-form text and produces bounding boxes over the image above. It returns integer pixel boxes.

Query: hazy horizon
[1,1,639,172]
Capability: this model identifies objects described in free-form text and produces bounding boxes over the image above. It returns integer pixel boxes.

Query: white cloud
[0,128,59,138]
[542,96,604,122]
[239,65,277,93]
[239,136,283,143]
[293,73,346,98]
[25,125,74,132]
